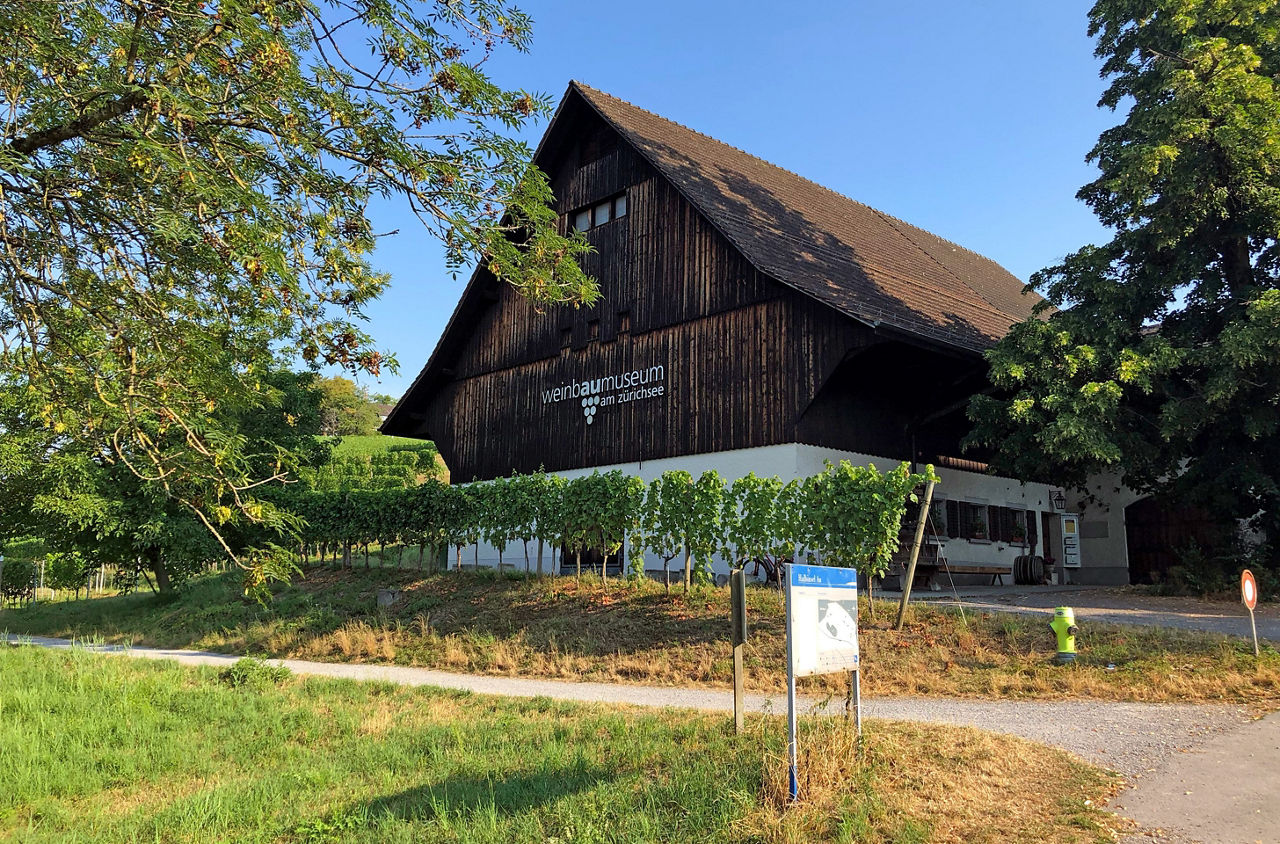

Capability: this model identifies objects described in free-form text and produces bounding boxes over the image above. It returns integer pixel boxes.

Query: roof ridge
[572,82,1024,318]
[572,83,908,230]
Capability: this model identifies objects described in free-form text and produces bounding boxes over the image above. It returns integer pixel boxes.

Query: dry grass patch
[8,567,1279,706]
[750,717,1121,843]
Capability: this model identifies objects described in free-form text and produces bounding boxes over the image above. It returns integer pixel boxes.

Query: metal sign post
[785,563,861,803]
[784,568,798,801]
[1242,569,1260,657]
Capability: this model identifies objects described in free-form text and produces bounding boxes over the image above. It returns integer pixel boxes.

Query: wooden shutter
[945,500,960,538]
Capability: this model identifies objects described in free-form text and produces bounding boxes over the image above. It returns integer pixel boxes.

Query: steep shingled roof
[571,82,1040,351]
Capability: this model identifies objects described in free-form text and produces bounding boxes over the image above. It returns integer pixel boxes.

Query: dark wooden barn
[384,82,1040,480]
[383,82,1142,584]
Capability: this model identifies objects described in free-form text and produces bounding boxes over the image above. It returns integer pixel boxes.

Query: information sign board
[787,564,860,676]
[784,563,862,802]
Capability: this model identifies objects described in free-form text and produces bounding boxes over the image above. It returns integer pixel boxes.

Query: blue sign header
[789,563,859,590]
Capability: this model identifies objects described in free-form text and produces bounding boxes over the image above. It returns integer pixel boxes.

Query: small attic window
[569,192,628,232]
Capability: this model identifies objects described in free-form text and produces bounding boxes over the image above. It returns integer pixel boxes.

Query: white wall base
[453,443,1095,582]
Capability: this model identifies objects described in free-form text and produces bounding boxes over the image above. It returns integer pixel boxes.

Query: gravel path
[1113,712,1280,844]
[917,588,1280,642]
[4,633,1248,776]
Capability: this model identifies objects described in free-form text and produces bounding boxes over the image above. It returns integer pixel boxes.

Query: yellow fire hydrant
[1049,607,1078,664]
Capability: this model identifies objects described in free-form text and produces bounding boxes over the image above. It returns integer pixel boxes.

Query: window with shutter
[945,500,960,539]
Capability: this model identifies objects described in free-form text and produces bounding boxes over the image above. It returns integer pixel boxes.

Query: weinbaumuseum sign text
[542,364,667,425]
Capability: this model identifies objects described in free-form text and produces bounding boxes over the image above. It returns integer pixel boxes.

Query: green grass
[0,645,1118,843]
[5,567,1279,706]
[329,435,437,459]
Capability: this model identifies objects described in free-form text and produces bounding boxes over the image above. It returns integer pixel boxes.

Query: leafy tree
[504,472,542,573]
[45,550,92,598]
[532,473,566,577]
[804,461,937,615]
[0,367,319,593]
[722,473,787,584]
[968,1,1280,552]
[636,471,690,592]
[316,377,382,437]
[685,471,726,588]
[599,472,645,584]
[0,0,596,582]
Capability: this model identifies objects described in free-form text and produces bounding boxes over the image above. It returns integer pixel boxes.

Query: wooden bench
[936,561,1011,586]
[889,559,1012,589]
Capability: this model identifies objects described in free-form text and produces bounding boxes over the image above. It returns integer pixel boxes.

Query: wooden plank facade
[385,84,1024,481]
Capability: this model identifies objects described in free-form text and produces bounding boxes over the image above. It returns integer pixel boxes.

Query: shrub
[218,657,292,689]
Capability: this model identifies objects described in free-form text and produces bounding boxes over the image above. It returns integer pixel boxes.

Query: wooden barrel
[1013,555,1046,585]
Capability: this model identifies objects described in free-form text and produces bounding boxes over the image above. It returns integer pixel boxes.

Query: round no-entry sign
[1242,569,1258,611]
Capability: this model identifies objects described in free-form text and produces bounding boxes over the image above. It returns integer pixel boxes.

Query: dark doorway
[1124,496,1233,584]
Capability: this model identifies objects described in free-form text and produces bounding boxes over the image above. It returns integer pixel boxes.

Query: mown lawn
[5,567,1280,705]
[0,645,1118,843]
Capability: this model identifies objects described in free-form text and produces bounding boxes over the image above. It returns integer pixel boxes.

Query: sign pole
[730,568,747,735]
[784,569,798,802]
[1250,610,1260,658]
[853,666,862,737]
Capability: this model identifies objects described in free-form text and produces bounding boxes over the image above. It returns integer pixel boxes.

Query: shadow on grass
[357,760,614,824]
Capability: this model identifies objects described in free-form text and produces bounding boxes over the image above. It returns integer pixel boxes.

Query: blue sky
[355,1,1115,399]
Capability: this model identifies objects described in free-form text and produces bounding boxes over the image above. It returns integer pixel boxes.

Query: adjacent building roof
[570,82,1041,351]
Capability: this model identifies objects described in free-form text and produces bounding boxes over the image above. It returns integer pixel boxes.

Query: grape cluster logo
[581,390,601,424]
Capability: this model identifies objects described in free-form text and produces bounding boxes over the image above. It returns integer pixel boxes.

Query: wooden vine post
[894,479,937,631]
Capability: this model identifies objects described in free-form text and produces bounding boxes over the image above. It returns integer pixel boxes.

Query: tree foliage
[722,473,786,583]
[804,461,938,579]
[0,367,322,593]
[969,0,1280,547]
[0,0,596,579]
[315,377,382,437]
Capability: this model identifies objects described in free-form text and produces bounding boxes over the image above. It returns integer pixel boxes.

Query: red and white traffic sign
[1242,569,1258,611]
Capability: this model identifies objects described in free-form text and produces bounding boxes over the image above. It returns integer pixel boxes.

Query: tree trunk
[663,558,671,595]
[537,539,544,578]
[456,544,463,573]
[601,551,608,586]
[151,548,172,594]
[363,544,370,569]
[683,547,692,592]
[576,548,582,583]
[418,543,426,571]
[343,542,352,569]
[473,544,479,571]
[867,571,876,620]
[524,541,530,574]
